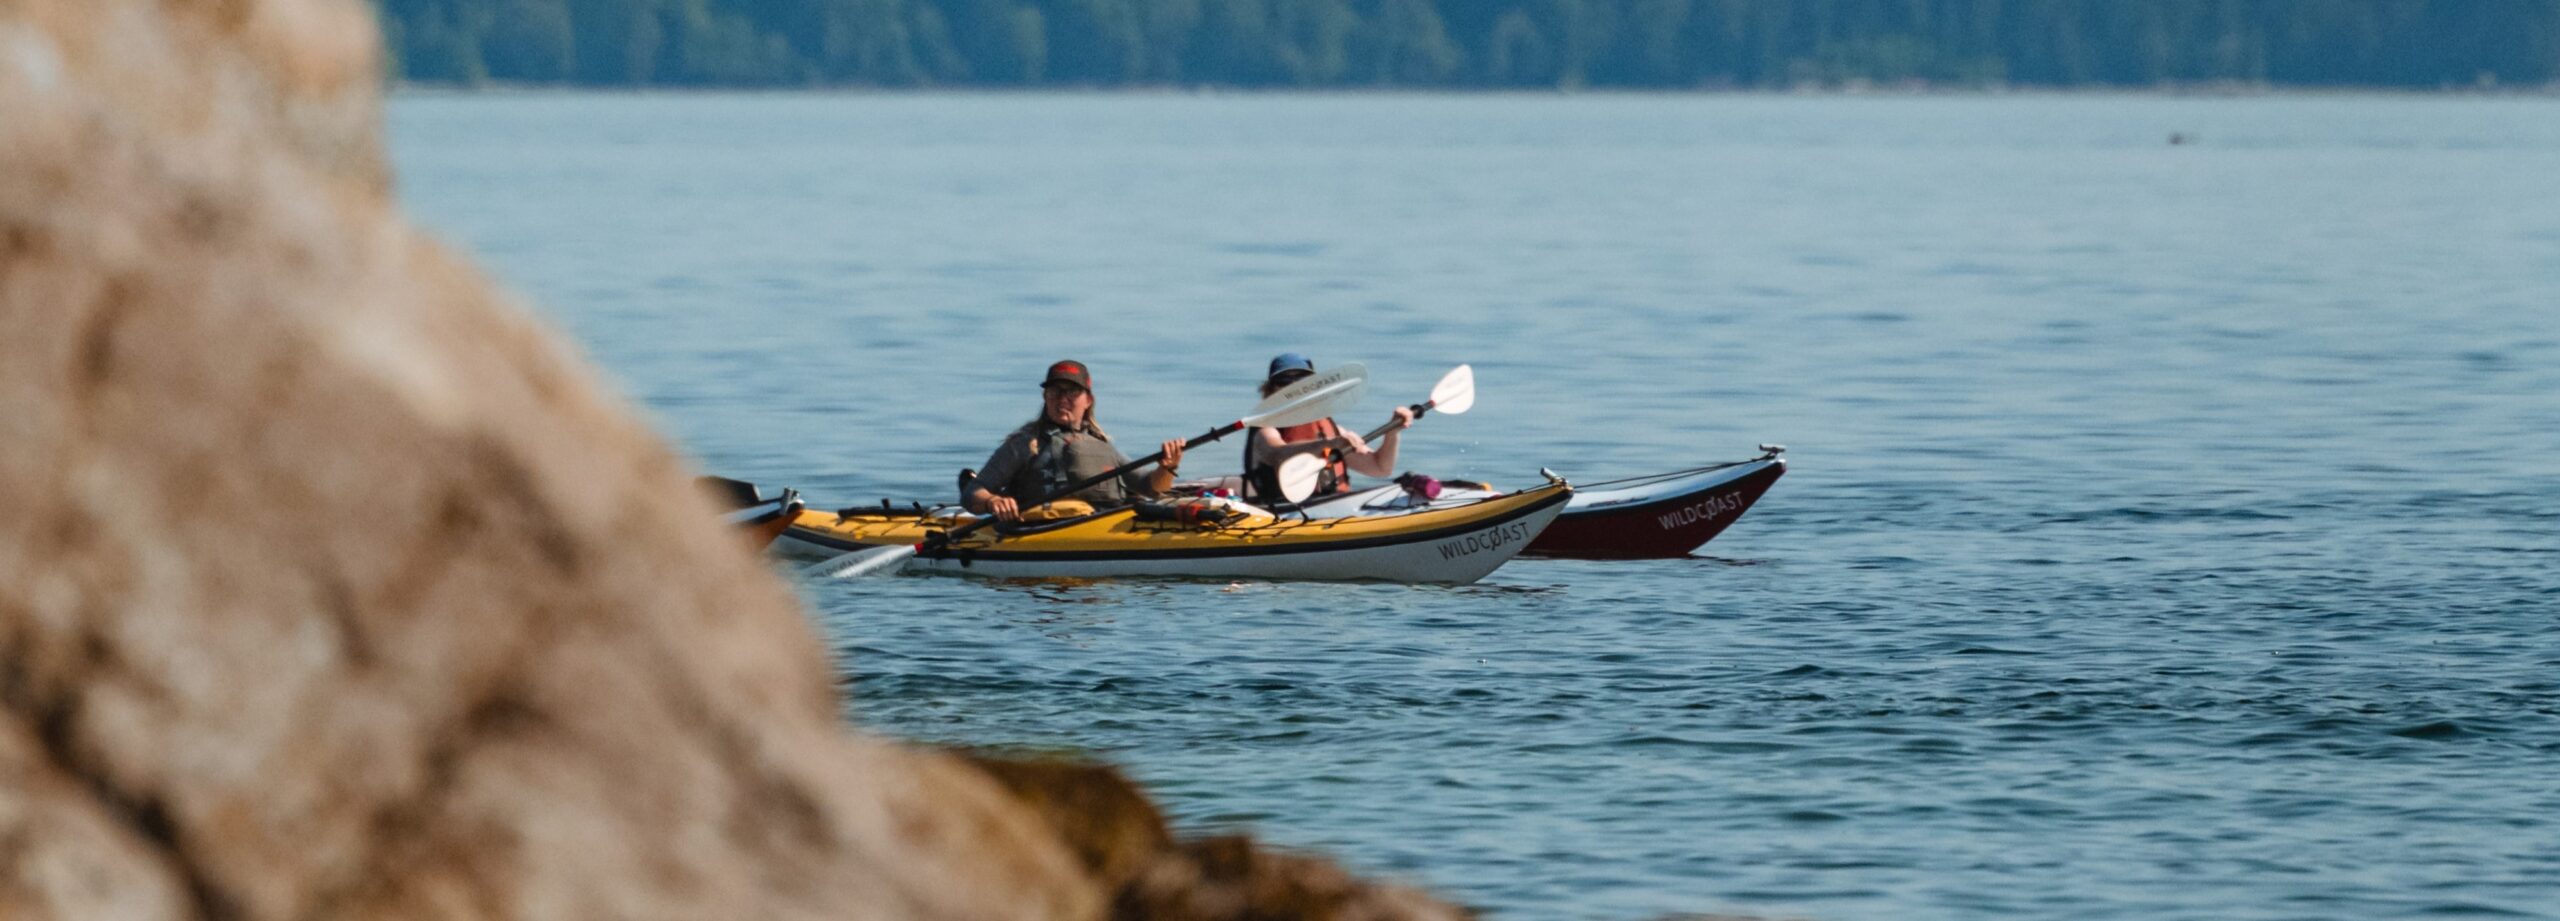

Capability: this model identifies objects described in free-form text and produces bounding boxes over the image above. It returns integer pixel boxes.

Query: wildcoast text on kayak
[1438,520,1536,560]
[1659,493,1747,530]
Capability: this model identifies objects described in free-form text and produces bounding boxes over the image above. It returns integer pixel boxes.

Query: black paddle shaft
[1359,400,1435,445]
[932,420,1248,546]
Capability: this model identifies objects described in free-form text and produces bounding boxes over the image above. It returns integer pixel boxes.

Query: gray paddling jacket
[968,421,1157,508]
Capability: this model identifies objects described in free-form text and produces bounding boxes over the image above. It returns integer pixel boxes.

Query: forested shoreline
[375,1,2560,90]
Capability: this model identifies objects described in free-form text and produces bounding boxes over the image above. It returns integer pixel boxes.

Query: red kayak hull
[701,477,806,551]
[1525,459,1785,559]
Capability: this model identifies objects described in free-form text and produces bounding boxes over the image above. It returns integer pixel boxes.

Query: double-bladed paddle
[807,363,1370,579]
[1273,364,1474,504]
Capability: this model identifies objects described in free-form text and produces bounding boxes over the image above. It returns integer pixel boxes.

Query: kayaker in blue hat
[964,360,1186,522]
[1241,353,1412,504]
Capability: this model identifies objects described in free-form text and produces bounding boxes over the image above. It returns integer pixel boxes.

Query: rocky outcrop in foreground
[0,1,1462,918]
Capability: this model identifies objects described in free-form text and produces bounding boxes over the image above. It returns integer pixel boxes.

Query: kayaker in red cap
[1241,353,1411,504]
[964,360,1185,522]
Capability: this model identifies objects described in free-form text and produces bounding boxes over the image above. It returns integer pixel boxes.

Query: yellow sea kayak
[775,481,1572,584]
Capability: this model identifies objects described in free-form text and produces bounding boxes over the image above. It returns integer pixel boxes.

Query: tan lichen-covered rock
[0,0,1075,918]
[0,1,1473,920]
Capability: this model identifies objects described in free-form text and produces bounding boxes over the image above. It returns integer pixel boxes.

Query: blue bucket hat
[1266,353,1316,381]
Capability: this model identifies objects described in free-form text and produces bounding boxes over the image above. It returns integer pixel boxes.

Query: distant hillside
[373,0,2560,89]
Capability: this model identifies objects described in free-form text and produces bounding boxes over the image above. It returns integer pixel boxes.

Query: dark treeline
[375,0,2560,89]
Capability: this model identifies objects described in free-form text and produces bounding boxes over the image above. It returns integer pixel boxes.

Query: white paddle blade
[805,544,916,579]
[1276,453,1327,503]
[1428,364,1475,415]
[1244,361,1366,429]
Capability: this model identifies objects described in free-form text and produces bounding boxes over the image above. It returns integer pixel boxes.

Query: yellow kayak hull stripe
[924,489,1566,562]
[783,484,1570,563]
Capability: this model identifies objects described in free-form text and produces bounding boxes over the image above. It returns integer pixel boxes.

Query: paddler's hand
[987,495,1021,522]
[1385,406,1415,433]
[1159,439,1185,475]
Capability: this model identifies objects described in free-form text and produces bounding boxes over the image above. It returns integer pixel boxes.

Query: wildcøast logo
[1657,493,1745,530]
[1436,519,1535,560]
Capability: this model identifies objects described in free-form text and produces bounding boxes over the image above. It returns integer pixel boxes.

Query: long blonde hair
[1020,404,1109,443]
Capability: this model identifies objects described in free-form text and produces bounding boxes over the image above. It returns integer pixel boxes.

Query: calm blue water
[389,93,2560,921]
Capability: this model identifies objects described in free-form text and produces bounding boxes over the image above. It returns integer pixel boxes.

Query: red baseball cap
[1041,360,1092,392]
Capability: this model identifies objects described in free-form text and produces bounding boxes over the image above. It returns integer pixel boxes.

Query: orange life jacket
[1244,417,1350,503]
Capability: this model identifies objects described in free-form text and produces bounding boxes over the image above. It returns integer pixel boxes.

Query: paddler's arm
[965,434,1030,521]
[1343,406,1414,478]
[1130,438,1185,498]
[966,486,1021,522]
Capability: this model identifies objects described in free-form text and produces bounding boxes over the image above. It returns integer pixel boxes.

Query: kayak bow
[1291,447,1787,559]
